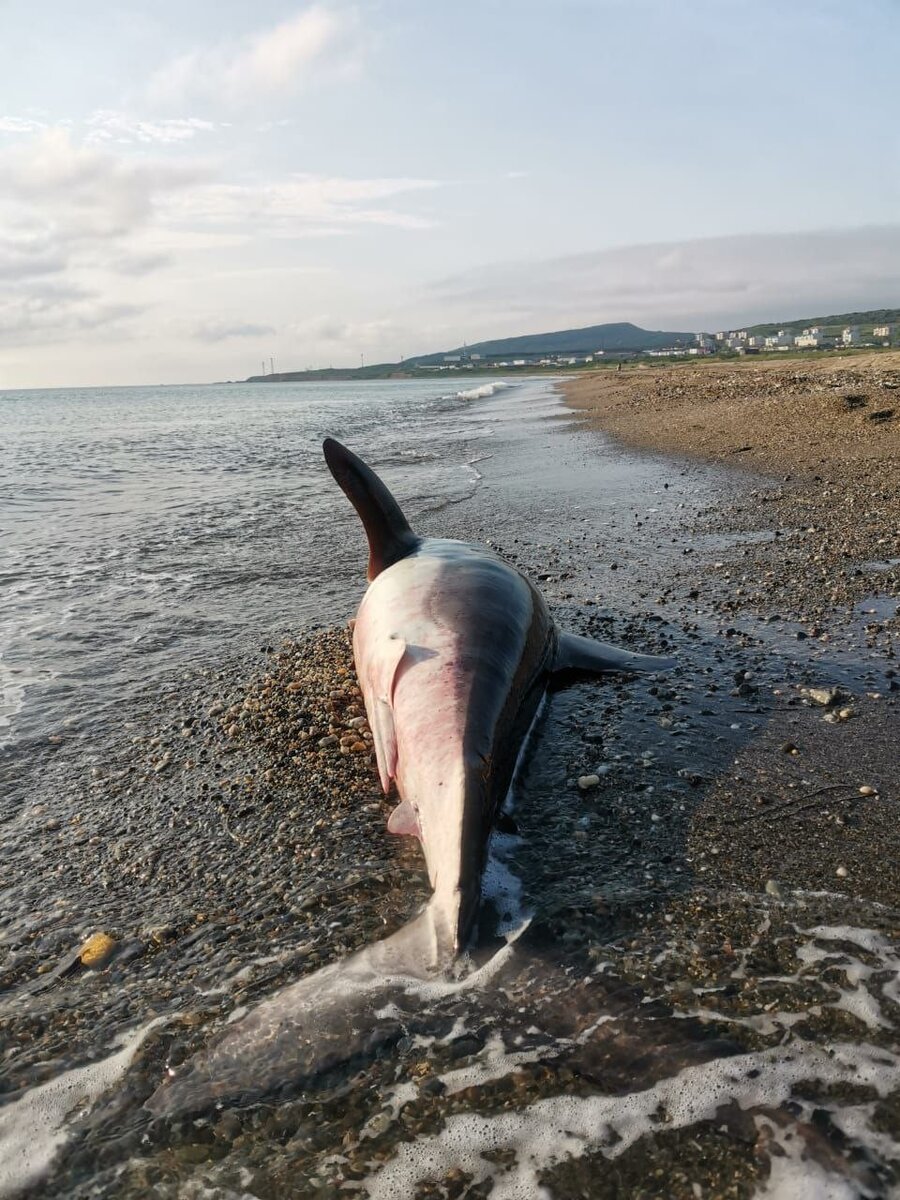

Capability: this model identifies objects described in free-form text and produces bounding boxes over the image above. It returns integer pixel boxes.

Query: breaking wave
[448,381,514,401]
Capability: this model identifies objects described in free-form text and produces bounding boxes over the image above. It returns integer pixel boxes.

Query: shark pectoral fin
[371,700,398,792]
[366,635,407,792]
[386,799,421,839]
[553,631,676,679]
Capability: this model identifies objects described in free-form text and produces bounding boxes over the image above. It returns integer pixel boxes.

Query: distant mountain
[407,322,694,365]
[246,308,900,383]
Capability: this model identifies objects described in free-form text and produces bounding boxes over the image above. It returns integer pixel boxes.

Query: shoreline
[562,353,899,907]
[4,375,900,1195]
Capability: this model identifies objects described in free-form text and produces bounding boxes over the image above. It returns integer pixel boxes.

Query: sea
[1,377,898,1199]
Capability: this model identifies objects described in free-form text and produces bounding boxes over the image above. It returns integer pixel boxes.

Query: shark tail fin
[145,904,455,1118]
[323,438,420,580]
[553,631,675,679]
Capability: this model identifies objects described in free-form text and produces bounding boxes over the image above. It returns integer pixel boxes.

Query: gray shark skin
[145,439,673,1116]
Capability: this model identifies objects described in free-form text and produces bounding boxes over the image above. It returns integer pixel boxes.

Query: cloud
[163,174,440,236]
[0,289,144,347]
[0,129,210,344]
[84,111,218,147]
[191,320,276,343]
[0,235,67,281]
[0,116,48,135]
[1,128,211,239]
[109,251,173,277]
[285,314,417,354]
[427,226,900,331]
[148,6,362,108]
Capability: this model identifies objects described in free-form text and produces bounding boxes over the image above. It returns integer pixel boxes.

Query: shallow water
[1,377,898,1198]
[0,378,521,757]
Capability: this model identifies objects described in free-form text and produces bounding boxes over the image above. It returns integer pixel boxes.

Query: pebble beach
[565,353,899,905]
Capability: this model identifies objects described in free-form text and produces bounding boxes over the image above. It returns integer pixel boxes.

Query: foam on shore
[363,1041,900,1200]
[0,1018,167,1200]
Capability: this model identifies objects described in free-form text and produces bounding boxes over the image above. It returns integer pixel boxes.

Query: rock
[577,774,601,791]
[361,1111,393,1138]
[318,734,339,749]
[676,768,708,786]
[112,939,147,967]
[859,785,877,796]
[418,1076,447,1097]
[835,866,849,879]
[765,879,783,898]
[800,686,845,708]
[79,932,117,968]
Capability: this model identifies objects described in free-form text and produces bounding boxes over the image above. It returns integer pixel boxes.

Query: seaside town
[421,322,899,371]
[688,321,898,356]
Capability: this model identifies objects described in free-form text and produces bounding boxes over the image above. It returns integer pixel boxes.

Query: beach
[564,355,899,910]
[2,376,899,1198]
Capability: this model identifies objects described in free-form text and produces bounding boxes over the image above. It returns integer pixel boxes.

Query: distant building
[764,330,793,348]
[746,336,766,348]
[842,327,861,345]
[874,325,894,339]
[795,333,825,348]
[696,332,716,351]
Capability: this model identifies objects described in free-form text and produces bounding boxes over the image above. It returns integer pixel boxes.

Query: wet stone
[79,932,117,968]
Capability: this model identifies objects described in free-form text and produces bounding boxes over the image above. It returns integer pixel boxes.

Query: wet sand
[565,353,899,908]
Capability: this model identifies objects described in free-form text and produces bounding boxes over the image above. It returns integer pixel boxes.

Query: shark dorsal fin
[323,438,420,580]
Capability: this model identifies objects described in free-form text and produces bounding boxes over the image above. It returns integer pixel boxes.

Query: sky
[1,0,898,387]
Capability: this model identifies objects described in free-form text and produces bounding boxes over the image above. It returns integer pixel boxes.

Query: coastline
[563,351,900,613]
[563,353,899,906]
[4,374,900,1195]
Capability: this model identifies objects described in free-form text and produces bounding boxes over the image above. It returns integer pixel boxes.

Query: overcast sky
[2,0,898,387]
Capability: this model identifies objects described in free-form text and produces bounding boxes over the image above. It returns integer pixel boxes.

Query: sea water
[0,377,521,759]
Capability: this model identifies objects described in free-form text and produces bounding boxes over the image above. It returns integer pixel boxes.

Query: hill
[407,322,693,365]
[745,308,900,337]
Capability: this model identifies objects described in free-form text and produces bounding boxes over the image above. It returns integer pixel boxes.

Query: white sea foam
[363,1042,900,1200]
[0,1018,167,1200]
[753,1119,860,1200]
[452,382,513,401]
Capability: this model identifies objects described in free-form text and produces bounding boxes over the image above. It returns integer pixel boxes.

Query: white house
[764,330,793,348]
[842,327,861,345]
[874,325,893,339]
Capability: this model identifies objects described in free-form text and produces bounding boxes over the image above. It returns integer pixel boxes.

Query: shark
[145,438,674,1114]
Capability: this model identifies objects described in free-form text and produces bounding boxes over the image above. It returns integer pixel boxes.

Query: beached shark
[146,439,674,1113]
